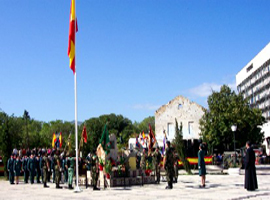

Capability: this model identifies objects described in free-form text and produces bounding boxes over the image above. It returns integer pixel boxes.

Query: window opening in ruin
[178,104,183,109]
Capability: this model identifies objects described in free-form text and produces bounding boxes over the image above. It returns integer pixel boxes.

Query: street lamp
[231,125,237,166]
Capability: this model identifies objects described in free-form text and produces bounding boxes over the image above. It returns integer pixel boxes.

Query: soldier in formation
[14,155,22,184]
[91,154,100,190]
[66,152,75,189]
[152,147,161,184]
[41,150,50,188]
[163,141,174,189]
[22,154,29,183]
[27,152,36,184]
[140,148,147,185]
[7,154,15,184]
[54,150,62,189]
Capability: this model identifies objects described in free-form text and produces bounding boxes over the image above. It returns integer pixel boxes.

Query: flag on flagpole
[59,132,62,148]
[68,0,78,74]
[82,125,87,143]
[162,135,167,155]
[99,124,110,153]
[148,124,156,150]
[52,133,56,148]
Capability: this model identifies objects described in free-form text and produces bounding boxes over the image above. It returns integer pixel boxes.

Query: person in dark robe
[244,141,258,191]
[198,143,206,188]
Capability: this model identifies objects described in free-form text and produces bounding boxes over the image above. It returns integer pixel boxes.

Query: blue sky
[1,0,270,123]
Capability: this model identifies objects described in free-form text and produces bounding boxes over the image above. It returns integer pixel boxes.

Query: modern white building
[236,42,270,155]
[236,42,270,121]
[155,96,205,145]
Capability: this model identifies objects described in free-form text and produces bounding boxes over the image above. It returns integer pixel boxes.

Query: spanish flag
[52,133,56,148]
[68,0,78,74]
[59,132,62,148]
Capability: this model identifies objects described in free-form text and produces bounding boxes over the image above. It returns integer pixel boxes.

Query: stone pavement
[0,173,270,200]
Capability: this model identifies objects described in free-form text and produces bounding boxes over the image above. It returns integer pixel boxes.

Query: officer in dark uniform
[22,154,29,183]
[163,141,174,189]
[27,152,36,184]
[36,154,41,183]
[7,154,15,184]
[14,154,22,184]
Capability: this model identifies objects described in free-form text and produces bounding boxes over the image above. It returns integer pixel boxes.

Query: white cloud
[189,82,237,97]
[132,104,160,111]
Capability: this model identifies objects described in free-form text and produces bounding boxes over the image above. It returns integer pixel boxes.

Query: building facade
[236,42,270,121]
[155,96,205,145]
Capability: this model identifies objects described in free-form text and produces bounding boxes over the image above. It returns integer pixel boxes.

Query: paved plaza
[0,172,270,200]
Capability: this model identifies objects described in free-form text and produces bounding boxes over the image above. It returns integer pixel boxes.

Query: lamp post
[231,125,237,166]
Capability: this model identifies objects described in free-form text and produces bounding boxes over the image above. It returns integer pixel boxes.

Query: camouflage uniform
[152,149,161,183]
[54,154,62,188]
[42,155,49,187]
[164,147,174,189]
[91,155,99,190]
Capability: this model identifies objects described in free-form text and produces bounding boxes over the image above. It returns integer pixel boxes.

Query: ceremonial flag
[162,135,167,155]
[148,124,156,150]
[52,133,56,148]
[68,0,78,74]
[82,125,87,143]
[99,124,110,152]
[59,132,62,148]
[136,136,141,148]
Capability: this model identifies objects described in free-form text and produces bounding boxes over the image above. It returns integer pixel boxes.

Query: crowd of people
[6,141,258,192]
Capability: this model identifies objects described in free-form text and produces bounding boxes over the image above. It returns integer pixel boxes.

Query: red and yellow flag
[68,0,78,74]
[82,125,87,143]
[52,133,56,148]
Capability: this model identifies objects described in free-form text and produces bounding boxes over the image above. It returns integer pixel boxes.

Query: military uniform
[152,149,161,183]
[164,147,174,189]
[140,151,147,186]
[67,155,74,189]
[62,157,68,183]
[22,156,29,183]
[14,157,22,184]
[36,156,41,183]
[42,155,49,188]
[51,155,55,183]
[7,156,15,184]
[27,155,36,184]
[91,155,99,190]
[54,154,62,189]
[174,154,179,183]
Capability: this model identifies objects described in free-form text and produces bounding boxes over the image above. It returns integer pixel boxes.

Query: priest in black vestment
[244,141,258,191]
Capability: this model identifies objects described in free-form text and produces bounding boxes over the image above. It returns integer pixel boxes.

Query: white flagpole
[73,0,81,193]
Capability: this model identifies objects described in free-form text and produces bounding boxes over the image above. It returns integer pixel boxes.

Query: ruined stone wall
[155,96,205,145]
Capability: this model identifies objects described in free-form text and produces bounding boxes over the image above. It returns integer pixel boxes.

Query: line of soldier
[7,148,76,189]
[7,148,101,191]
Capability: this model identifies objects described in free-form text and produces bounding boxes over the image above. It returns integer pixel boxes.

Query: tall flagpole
[73,0,81,193]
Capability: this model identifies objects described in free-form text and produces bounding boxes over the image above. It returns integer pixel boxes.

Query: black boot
[44,183,49,188]
[69,184,74,189]
[93,186,100,191]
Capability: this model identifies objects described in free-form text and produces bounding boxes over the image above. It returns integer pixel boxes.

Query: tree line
[0,111,154,170]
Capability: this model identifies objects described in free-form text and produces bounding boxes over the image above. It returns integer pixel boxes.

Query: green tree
[23,110,30,148]
[0,111,13,178]
[199,85,265,154]
[173,118,191,174]
[134,116,155,133]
